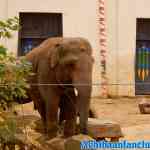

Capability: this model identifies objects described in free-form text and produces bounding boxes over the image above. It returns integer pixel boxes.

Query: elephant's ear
[50,43,79,68]
[50,44,61,68]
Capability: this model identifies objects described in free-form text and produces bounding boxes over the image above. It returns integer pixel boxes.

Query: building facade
[107,0,150,97]
[1,0,150,97]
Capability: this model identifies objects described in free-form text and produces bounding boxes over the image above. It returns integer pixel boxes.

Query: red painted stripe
[98,0,108,97]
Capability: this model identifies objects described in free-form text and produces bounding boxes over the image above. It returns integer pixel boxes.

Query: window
[18,12,63,55]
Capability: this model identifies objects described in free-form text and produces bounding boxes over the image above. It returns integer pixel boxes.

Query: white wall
[107,0,150,96]
[107,0,137,96]
[106,0,118,96]
[0,0,8,46]
[0,0,101,97]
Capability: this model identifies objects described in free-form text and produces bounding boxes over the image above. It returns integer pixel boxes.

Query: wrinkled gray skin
[25,37,94,136]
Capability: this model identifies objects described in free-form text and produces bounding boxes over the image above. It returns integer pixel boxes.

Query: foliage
[0,115,17,143]
[0,52,33,110]
[0,17,19,39]
[0,16,33,110]
[0,17,33,146]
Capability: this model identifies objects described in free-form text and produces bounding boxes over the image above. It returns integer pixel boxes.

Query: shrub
[0,16,32,110]
[0,17,33,147]
[0,52,33,110]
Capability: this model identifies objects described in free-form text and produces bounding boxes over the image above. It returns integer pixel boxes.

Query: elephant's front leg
[78,96,90,134]
[77,86,92,135]
[42,87,60,138]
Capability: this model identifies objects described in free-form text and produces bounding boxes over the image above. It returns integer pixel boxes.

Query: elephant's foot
[46,121,58,139]
[63,119,76,137]
[34,119,47,134]
[46,131,58,139]
[80,127,88,135]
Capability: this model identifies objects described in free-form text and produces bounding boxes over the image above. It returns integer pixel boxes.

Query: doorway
[135,18,150,95]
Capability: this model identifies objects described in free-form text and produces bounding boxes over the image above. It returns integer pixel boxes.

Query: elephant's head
[50,45,78,68]
[50,39,91,68]
[49,38,94,83]
[49,38,94,134]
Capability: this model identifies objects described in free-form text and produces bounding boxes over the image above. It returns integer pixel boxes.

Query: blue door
[135,18,150,95]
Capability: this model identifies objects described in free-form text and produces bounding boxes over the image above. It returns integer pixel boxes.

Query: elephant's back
[62,37,92,55]
[25,37,62,61]
[25,37,92,62]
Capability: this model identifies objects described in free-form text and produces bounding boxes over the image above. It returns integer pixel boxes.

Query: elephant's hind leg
[36,99,46,132]
[43,88,60,138]
[29,92,46,132]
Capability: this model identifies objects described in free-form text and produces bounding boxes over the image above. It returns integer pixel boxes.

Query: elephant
[25,37,94,138]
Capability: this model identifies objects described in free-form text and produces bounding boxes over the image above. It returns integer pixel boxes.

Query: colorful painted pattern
[137,46,150,81]
[98,0,108,97]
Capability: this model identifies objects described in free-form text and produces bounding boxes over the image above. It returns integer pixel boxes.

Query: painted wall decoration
[137,45,150,81]
[98,0,108,97]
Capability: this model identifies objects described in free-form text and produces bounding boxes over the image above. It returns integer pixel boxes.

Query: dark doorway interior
[18,12,63,55]
[135,18,150,95]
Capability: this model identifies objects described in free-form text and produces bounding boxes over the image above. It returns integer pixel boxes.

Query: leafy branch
[0,17,33,146]
[0,17,19,39]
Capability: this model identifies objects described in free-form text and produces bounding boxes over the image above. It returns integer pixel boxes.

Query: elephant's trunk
[78,86,91,134]
[73,80,92,134]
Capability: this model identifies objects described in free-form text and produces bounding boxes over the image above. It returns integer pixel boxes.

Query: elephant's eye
[66,63,75,70]
[80,48,85,52]
[68,63,74,68]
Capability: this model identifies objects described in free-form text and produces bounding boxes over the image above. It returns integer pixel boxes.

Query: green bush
[0,17,33,110]
[0,17,33,146]
[0,52,33,110]
[0,16,19,39]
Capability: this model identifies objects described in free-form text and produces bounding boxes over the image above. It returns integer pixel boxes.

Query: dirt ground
[91,97,150,140]
[91,97,150,128]
[17,97,150,128]
[15,97,150,140]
